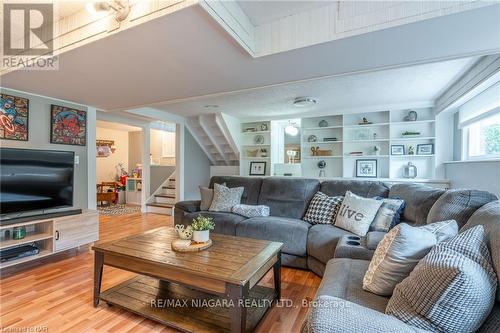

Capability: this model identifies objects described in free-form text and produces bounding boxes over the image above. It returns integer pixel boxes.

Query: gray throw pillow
[334,191,382,236]
[363,220,458,296]
[209,183,244,212]
[386,226,497,333]
[199,183,226,211]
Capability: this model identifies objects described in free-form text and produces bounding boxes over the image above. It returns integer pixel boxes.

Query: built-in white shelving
[239,121,272,176]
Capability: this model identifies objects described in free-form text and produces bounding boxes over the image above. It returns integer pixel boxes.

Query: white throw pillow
[363,220,458,296]
[232,204,270,218]
[334,191,382,236]
[199,183,226,211]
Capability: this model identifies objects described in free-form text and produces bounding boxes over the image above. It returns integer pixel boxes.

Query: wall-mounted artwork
[96,139,115,157]
[0,94,29,141]
[50,105,87,146]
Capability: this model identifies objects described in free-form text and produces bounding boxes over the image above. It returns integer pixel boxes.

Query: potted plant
[190,215,215,243]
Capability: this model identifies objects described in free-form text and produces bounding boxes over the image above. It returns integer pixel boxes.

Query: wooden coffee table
[92,227,283,333]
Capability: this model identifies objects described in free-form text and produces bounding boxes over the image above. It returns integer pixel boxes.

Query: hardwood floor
[0,213,321,333]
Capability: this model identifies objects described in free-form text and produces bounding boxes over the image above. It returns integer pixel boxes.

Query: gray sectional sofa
[174,176,500,332]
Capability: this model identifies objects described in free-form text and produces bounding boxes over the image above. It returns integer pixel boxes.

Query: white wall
[445,161,500,197]
[96,127,129,183]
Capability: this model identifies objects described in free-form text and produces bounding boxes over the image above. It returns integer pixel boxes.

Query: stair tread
[162,186,176,189]
[147,203,174,208]
[155,194,175,198]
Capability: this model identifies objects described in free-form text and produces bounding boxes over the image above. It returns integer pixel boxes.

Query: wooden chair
[96,182,120,206]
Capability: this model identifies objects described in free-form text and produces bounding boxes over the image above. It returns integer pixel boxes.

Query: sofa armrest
[175,200,201,213]
[366,231,387,250]
[334,235,374,261]
[303,295,430,333]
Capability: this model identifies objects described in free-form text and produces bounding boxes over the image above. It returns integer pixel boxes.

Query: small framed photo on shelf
[249,161,267,176]
[356,159,377,178]
[417,144,434,155]
[352,128,371,141]
[391,145,405,155]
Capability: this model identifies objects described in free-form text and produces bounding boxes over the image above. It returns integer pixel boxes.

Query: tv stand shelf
[0,210,98,269]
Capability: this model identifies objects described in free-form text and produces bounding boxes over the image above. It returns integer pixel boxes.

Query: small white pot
[192,230,210,243]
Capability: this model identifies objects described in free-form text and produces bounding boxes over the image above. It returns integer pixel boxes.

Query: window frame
[462,109,500,161]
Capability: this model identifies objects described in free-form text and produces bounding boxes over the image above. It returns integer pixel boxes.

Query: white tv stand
[0,209,99,269]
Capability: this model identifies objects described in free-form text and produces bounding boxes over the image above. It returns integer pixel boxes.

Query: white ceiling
[155,57,477,119]
[236,0,331,26]
[96,120,141,132]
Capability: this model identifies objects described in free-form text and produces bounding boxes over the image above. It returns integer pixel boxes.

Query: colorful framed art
[0,94,29,141]
[50,105,87,146]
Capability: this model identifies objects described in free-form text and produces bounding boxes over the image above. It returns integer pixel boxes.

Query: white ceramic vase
[192,230,210,243]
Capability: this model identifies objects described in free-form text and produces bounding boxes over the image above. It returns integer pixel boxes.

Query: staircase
[186,113,239,166]
[146,176,175,215]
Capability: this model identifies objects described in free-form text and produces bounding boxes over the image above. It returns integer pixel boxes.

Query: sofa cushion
[461,200,500,302]
[386,226,497,333]
[334,191,382,237]
[257,177,320,219]
[235,216,310,256]
[307,224,353,264]
[389,184,445,225]
[303,192,343,225]
[185,212,247,236]
[363,220,458,296]
[209,183,244,212]
[317,258,389,313]
[175,200,201,213]
[320,179,390,198]
[209,176,262,205]
[427,189,497,229]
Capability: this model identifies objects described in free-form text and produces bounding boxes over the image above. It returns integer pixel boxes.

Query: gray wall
[150,165,175,195]
[446,161,500,198]
[1,88,89,209]
[183,129,211,200]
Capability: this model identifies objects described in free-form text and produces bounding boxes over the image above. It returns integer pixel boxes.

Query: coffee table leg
[93,251,104,307]
[274,251,281,300]
[228,283,249,333]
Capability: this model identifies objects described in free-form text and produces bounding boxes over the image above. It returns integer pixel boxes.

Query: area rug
[98,204,141,216]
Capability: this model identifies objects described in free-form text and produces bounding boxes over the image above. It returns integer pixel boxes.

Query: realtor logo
[3,3,53,56]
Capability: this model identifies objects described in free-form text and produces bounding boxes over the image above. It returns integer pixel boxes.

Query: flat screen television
[0,148,74,217]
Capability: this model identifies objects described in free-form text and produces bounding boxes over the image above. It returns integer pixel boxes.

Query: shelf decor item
[417,144,434,155]
[260,123,268,131]
[356,159,377,178]
[246,148,258,157]
[323,137,337,142]
[317,160,326,177]
[12,226,26,240]
[319,120,329,127]
[403,110,418,122]
[244,127,256,132]
[190,215,215,243]
[0,93,29,141]
[174,224,193,240]
[307,135,318,142]
[408,146,415,155]
[359,117,373,125]
[259,148,268,157]
[374,145,380,155]
[254,135,265,144]
[403,162,418,179]
[401,131,421,138]
[311,147,333,156]
[353,128,371,141]
[391,145,405,155]
[50,105,87,146]
[249,161,267,176]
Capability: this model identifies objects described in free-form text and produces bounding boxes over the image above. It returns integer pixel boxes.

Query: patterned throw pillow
[363,220,458,296]
[209,183,244,212]
[232,204,270,218]
[334,191,382,236]
[370,197,405,232]
[386,226,497,333]
[303,192,343,225]
[199,183,226,211]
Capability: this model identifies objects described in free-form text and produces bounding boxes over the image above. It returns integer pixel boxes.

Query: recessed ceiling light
[204,105,219,108]
[293,97,317,107]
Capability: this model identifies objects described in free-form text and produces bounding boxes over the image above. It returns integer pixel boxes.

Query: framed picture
[417,144,434,155]
[356,159,377,178]
[0,94,29,141]
[352,128,371,141]
[391,145,405,155]
[249,161,267,176]
[50,105,87,146]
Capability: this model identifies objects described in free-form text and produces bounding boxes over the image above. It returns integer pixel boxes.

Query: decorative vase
[192,230,210,243]
[403,162,417,179]
[13,226,26,240]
